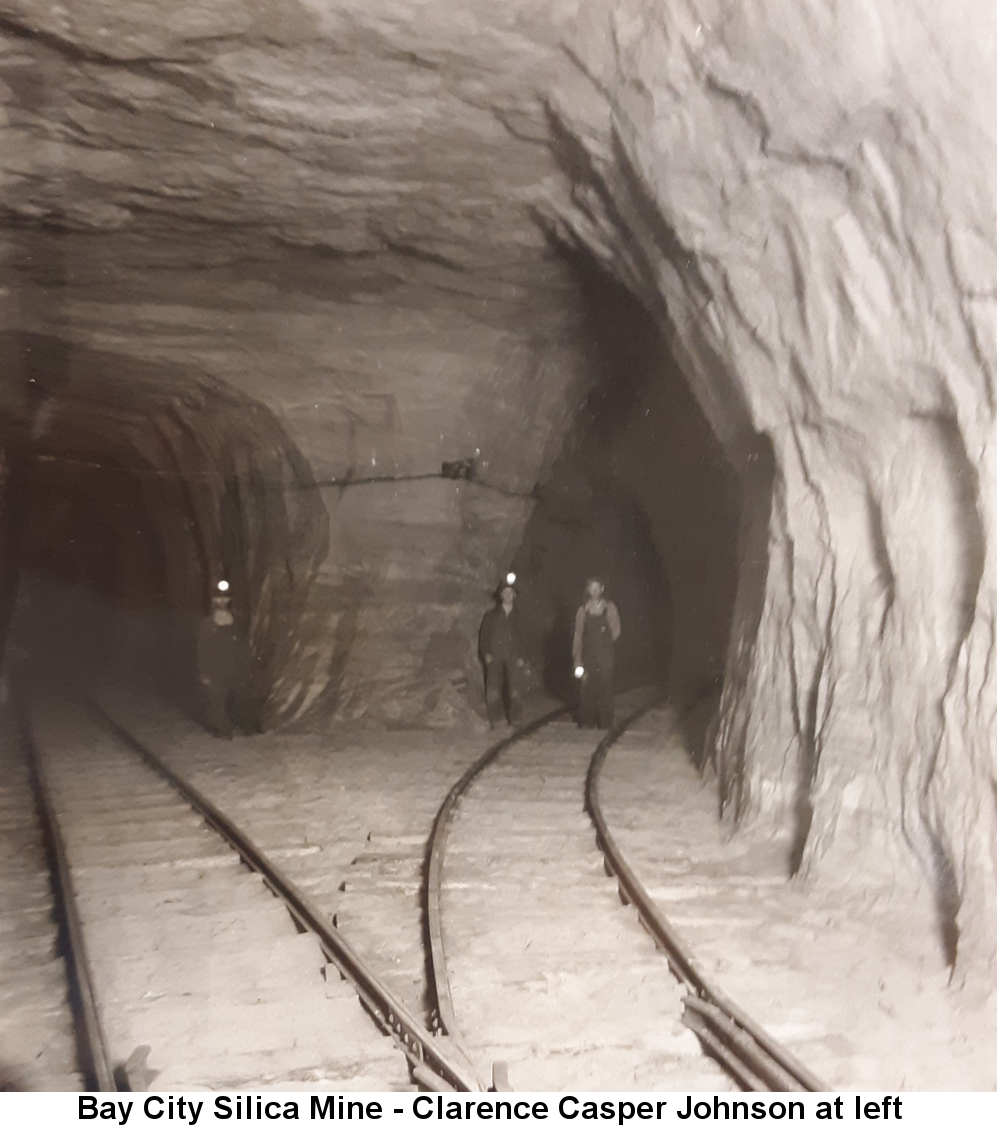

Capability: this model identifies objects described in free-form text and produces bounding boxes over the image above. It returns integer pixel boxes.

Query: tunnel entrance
[20,456,177,685]
[510,255,742,722]
[0,333,328,727]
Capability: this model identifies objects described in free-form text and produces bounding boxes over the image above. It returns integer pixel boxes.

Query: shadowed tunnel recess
[510,252,743,718]
[0,332,329,727]
[0,249,744,741]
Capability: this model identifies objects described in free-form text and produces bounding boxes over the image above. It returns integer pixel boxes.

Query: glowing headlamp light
[574,665,584,679]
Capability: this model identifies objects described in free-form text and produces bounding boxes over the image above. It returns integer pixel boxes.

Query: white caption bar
[1,1091,991,1131]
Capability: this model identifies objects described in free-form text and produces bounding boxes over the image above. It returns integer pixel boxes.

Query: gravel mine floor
[32,697,411,1092]
[102,690,492,1034]
[100,690,995,1091]
[599,706,997,1091]
[0,709,81,1091]
[441,717,732,1091]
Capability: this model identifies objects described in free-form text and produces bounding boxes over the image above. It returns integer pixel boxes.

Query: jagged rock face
[547,0,997,976]
[0,0,572,258]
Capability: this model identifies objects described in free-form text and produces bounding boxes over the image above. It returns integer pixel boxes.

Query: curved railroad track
[16,690,477,1092]
[425,687,828,1092]
[10,682,826,1093]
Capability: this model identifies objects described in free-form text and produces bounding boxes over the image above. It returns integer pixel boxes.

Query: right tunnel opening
[510,251,744,730]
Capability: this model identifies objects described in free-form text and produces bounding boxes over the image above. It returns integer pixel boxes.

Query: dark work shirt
[479,605,521,663]
[197,618,251,686]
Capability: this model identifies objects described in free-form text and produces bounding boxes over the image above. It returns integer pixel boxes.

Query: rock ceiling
[0,0,581,281]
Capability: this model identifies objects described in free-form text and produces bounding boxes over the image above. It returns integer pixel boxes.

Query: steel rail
[16,697,118,1092]
[89,701,479,1093]
[585,698,828,1093]
[424,706,568,1089]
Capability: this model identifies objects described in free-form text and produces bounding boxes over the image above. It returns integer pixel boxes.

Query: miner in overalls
[479,578,525,728]
[197,580,256,738]
[572,577,621,729]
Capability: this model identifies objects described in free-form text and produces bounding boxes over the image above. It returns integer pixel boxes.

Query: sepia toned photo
[0,0,994,1103]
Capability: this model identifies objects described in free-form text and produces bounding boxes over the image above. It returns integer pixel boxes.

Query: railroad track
[425,688,827,1092]
[15,691,477,1092]
[9,683,825,1093]
[0,707,81,1091]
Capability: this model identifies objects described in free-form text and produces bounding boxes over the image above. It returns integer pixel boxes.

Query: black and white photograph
[0,0,995,1105]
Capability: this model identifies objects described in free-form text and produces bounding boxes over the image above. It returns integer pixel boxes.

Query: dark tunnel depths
[0,249,743,738]
[20,456,182,685]
[0,333,329,727]
[509,253,743,725]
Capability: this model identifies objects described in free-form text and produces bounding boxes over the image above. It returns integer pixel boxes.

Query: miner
[197,580,257,738]
[572,576,621,729]
[479,576,525,728]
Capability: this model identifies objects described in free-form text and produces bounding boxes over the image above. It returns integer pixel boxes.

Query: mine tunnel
[0,332,328,724]
[510,252,742,711]
[2,0,996,1097]
[0,255,741,736]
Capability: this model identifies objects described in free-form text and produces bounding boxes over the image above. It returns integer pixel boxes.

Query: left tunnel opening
[0,333,329,729]
[21,450,183,692]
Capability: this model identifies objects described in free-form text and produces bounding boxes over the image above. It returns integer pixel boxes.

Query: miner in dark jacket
[197,582,256,738]
[479,580,525,728]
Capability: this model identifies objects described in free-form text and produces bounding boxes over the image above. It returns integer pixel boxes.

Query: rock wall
[546,0,997,978]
